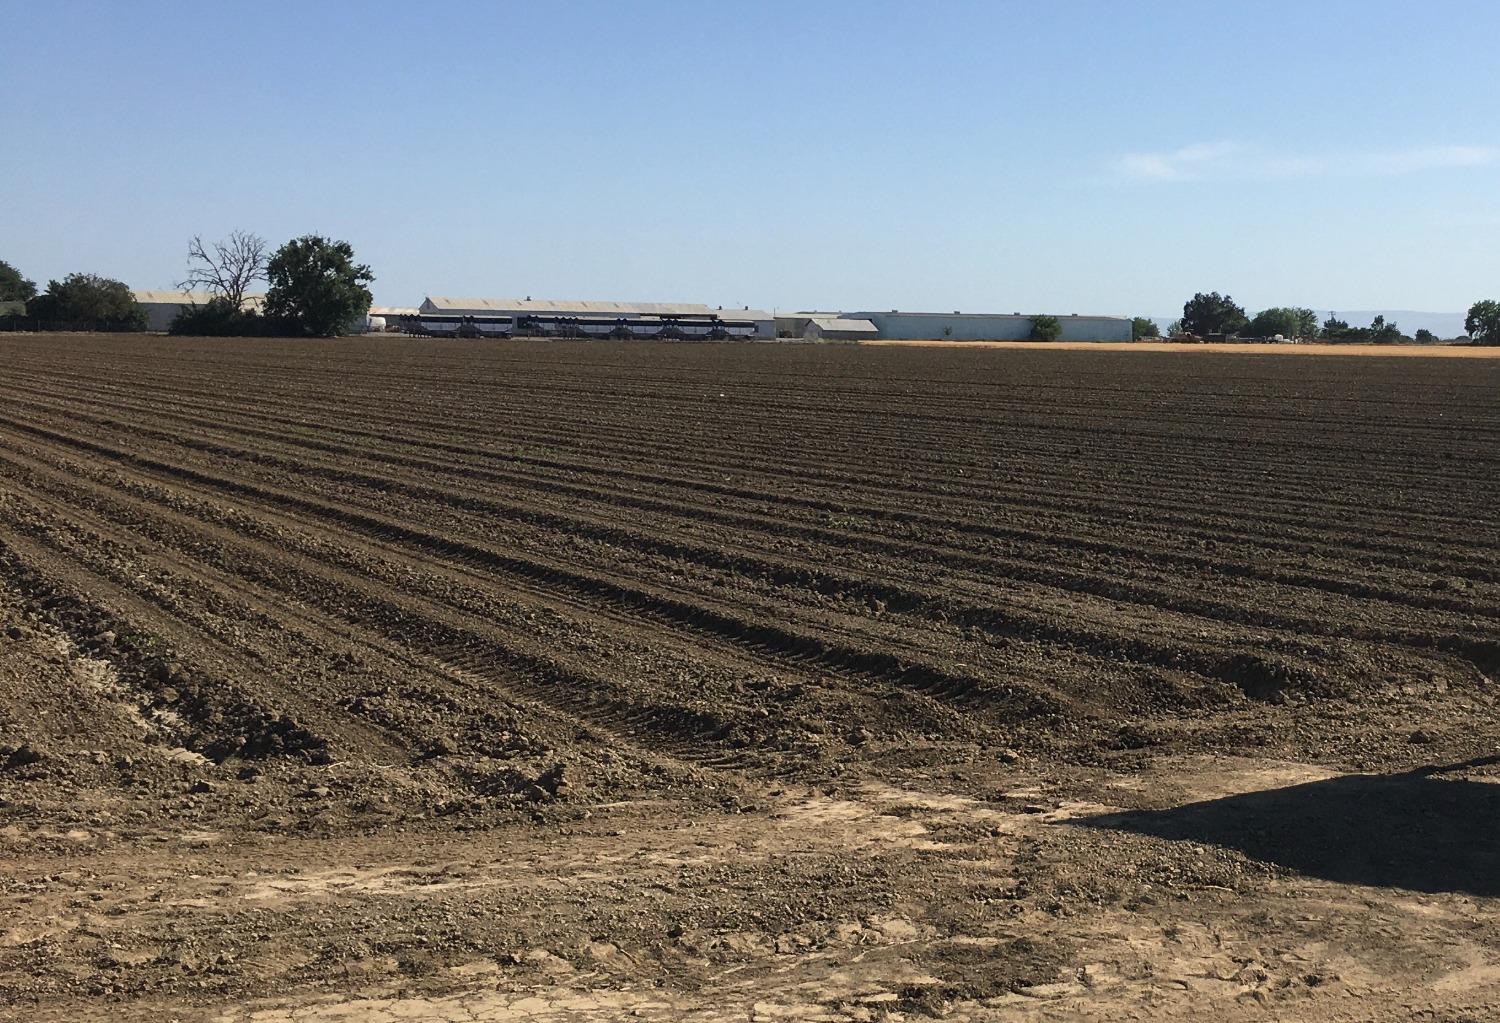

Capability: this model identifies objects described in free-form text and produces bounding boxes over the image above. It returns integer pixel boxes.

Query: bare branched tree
[177,230,268,308]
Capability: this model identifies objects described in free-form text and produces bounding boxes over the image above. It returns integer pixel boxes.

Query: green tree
[1029,314,1062,341]
[1367,314,1402,343]
[27,273,146,329]
[0,260,37,303]
[1322,314,1403,343]
[1131,316,1160,340]
[1246,306,1317,338]
[1180,292,1248,337]
[1414,328,1437,345]
[1465,300,1500,344]
[1321,316,1353,339]
[264,235,374,337]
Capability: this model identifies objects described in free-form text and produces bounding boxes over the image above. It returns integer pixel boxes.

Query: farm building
[774,314,880,341]
[846,311,1133,342]
[133,290,265,332]
[367,306,419,332]
[412,298,776,340]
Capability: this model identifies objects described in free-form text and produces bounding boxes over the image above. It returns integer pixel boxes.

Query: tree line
[5,249,1497,344]
[0,232,373,337]
[1134,292,1500,345]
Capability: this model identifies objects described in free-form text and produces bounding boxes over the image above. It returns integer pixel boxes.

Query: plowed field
[2,335,1498,1022]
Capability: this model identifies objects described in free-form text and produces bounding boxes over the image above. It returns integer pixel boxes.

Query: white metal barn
[774,314,880,341]
[367,306,419,333]
[846,310,1133,341]
[414,297,776,340]
[133,291,266,332]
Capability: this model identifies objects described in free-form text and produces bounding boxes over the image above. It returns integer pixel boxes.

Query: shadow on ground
[1075,765,1500,896]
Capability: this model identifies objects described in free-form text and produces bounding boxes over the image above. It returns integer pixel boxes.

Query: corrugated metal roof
[133,290,265,309]
[423,297,773,320]
[807,316,878,333]
[424,297,711,316]
[134,290,214,304]
[369,306,419,316]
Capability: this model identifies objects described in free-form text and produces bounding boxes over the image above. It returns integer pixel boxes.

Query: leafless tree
[177,230,268,308]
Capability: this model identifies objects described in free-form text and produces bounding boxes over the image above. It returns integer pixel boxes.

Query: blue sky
[3,0,1498,315]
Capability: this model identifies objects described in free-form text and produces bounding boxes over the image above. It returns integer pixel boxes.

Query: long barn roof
[422,297,771,319]
[848,310,1131,321]
[805,315,879,333]
[134,290,266,309]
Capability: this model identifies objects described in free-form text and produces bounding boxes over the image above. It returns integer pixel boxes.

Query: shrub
[1030,315,1062,341]
[169,298,271,336]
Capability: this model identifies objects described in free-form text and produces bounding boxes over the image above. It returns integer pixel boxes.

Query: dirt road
[1,336,1496,1020]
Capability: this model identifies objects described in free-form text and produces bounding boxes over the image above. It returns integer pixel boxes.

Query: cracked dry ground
[1,335,1498,1022]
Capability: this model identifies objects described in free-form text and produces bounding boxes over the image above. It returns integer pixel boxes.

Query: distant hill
[1148,310,1469,339]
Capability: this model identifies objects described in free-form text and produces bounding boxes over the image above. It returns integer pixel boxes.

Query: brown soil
[1,334,1497,1021]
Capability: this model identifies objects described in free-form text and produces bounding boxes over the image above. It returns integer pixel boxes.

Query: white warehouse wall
[849,312,1132,342]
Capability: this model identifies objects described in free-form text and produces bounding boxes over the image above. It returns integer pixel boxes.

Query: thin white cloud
[1117,141,1244,182]
[1116,142,1499,182]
